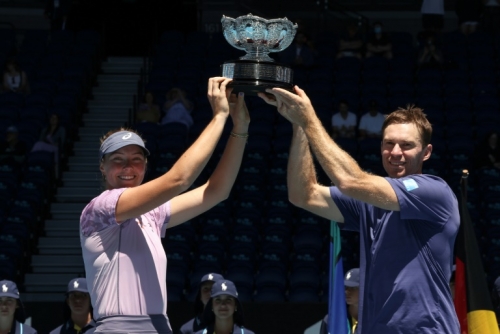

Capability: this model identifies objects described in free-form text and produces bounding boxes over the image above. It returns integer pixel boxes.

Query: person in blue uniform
[258,87,460,334]
[178,273,224,334]
[195,280,255,334]
[0,280,37,334]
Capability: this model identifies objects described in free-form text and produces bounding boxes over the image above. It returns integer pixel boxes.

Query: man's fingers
[258,92,278,106]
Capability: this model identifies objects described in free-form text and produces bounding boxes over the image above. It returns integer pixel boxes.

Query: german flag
[454,170,500,334]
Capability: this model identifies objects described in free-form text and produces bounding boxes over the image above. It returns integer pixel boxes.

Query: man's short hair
[382,105,433,147]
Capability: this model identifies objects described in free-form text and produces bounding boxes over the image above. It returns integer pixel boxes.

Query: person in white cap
[49,278,95,334]
[0,280,37,334]
[80,77,250,334]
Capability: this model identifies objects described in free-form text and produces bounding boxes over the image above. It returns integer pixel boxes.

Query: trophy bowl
[220,13,298,95]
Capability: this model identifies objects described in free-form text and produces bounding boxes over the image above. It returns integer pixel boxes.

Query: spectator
[474,131,500,170]
[417,34,444,70]
[0,280,38,334]
[455,0,483,36]
[196,280,255,334]
[481,0,500,34]
[331,100,357,139]
[137,91,161,124]
[421,0,445,34]
[337,22,364,59]
[358,100,386,139]
[319,268,360,334]
[178,273,224,334]
[366,22,393,59]
[44,0,71,30]
[2,59,30,94]
[31,113,66,176]
[279,32,315,69]
[0,126,27,165]
[49,278,95,334]
[161,88,194,129]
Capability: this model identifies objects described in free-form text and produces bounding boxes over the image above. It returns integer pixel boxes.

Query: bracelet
[230,131,249,139]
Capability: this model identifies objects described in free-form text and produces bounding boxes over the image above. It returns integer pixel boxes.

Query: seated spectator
[492,276,500,326]
[0,126,27,165]
[49,278,95,334]
[137,91,160,124]
[31,113,66,176]
[161,88,194,129]
[179,273,224,334]
[331,100,357,139]
[455,0,482,36]
[0,280,37,334]
[366,22,392,60]
[278,32,315,69]
[417,34,444,70]
[337,22,364,59]
[421,0,445,34]
[474,131,500,170]
[196,280,255,334]
[482,0,500,34]
[2,59,30,94]
[358,100,386,139]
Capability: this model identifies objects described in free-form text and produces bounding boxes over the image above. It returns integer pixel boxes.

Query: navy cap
[99,131,150,160]
[344,268,360,287]
[0,280,20,299]
[211,280,238,299]
[201,273,224,284]
[67,278,88,293]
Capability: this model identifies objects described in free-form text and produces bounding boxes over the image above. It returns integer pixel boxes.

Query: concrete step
[62,179,101,189]
[24,273,81,293]
[44,219,80,237]
[31,255,84,268]
[77,127,114,137]
[107,56,144,64]
[22,293,65,302]
[95,81,138,90]
[50,203,87,214]
[101,65,142,74]
[55,187,100,202]
[66,162,99,173]
[87,100,132,108]
[92,87,137,95]
[96,75,139,84]
[38,237,81,248]
[82,119,126,128]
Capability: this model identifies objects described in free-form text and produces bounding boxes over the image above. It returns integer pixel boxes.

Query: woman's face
[50,114,59,126]
[67,292,91,316]
[489,133,498,147]
[212,295,236,320]
[100,145,147,189]
[0,297,17,319]
[6,64,15,73]
[200,282,215,306]
[145,92,154,104]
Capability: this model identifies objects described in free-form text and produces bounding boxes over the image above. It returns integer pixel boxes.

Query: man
[279,32,315,69]
[358,100,386,139]
[331,100,357,139]
[366,22,392,59]
[258,86,460,334]
[319,268,360,334]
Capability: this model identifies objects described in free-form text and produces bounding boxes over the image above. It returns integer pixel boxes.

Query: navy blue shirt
[330,174,460,334]
[179,316,203,334]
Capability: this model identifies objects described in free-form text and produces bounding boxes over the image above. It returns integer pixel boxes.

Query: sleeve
[358,115,367,131]
[152,201,171,238]
[386,175,456,227]
[329,186,364,232]
[80,188,127,237]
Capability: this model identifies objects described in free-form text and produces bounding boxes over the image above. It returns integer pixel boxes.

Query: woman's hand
[229,92,250,132]
[207,77,233,119]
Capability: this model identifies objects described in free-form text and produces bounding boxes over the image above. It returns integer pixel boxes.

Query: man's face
[339,103,349,114]
[381,123,432,178]
[345,286,359,305]
[67,292,91,316]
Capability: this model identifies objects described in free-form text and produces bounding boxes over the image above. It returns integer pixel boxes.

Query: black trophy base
[221,59,294,96]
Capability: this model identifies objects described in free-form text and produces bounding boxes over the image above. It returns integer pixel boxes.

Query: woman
[31,113,66,176]
[475,131,500,170]
[80,77,250,334]
[0,280,37,334]
[49,278,95,334]
[137,91,161,123]
[196,280,255,334]
[2,59,30,94]
[161,88,194,128]
[179,273,224,334]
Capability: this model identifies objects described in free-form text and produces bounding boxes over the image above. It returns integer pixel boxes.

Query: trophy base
[221,60,294,96]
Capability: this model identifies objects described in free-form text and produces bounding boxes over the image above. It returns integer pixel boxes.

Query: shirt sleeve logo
[403,178,419,192]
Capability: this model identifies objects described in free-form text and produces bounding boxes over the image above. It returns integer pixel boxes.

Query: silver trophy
[221,13,298,95]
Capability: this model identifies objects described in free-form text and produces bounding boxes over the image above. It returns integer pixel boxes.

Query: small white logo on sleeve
[208,274,213,280]
[403,178,419,192]
[346,272,351,280]
[2,284,7,292]
[221,283,227,291]
[122,133,132,140]
[74,281,79,288]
